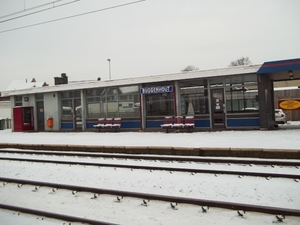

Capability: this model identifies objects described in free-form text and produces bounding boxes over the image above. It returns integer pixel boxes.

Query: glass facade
[143,83,175,117]
[145,93,174,116]
[179,74,258,116]
[58,72,258,129]
[60,91,81,120]
[86,85,140,119]
[225,74,258,112]
[179,79,209,115]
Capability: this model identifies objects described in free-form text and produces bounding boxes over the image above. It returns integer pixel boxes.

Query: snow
[0,125,300,224]
[0,122,300,149]
[5,79,46,91]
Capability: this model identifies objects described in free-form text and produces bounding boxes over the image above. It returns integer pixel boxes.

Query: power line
[0,0,65,19]
[0,0,146,34]
[0,0,80,23]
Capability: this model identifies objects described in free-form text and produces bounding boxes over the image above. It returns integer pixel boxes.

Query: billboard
[278,99,300,110]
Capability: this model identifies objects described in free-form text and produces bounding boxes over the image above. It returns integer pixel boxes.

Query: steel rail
[1,149,299,167]
[0,177,299,217]
[0,203,117,225]
[1,156,299,179]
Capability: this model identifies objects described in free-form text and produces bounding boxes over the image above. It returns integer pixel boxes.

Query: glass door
[210,88,226,129]
[74,98,82,130]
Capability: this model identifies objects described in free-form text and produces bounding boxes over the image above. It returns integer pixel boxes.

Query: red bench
[93,118,121,132]
[161,116,195,133]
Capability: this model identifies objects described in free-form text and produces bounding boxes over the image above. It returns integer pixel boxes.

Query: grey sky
[0,0,300,91]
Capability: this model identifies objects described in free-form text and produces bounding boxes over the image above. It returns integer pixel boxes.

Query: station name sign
[140,85,173,94]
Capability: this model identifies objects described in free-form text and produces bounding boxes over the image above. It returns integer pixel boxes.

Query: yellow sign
[279,100,300,110]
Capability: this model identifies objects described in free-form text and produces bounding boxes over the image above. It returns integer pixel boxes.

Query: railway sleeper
[1,177,300,217]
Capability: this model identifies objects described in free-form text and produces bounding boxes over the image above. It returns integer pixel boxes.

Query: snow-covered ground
[0,124,300,224]
[0,121,300,150]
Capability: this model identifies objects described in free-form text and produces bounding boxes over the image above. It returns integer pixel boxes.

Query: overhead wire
[0,0,146,34]
[0,0,81,23]
[0,0,66,19]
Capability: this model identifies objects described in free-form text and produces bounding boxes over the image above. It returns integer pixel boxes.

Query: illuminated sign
[140,85,173,94]
[278,99,300,110]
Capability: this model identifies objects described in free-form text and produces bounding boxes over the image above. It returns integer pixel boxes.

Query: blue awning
[257,58,300,74]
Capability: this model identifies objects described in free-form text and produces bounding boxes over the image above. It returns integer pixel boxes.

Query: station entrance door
[210,88,226,129]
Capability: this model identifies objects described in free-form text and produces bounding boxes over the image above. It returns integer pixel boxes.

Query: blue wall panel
[146,120,162,128]
[227,118,260,127]
[86,122,96,129]
[68,119,258,129]
[121,121,140,128]
[195,120,210,128]
[61,122,73,129]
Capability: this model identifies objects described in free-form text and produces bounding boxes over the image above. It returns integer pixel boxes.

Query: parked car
[275,109,287,125]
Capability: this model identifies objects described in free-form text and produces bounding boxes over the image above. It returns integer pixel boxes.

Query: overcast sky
[0,0,300,91]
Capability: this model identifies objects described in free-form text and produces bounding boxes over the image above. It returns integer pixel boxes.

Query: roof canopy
[257,58,300,74]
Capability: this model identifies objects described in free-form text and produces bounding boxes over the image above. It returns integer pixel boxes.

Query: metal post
[107,59,111,80]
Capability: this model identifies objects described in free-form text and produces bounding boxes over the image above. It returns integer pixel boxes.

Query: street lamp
[107,59,111,80]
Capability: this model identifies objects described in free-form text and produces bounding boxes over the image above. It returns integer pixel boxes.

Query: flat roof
[0,64,260,97]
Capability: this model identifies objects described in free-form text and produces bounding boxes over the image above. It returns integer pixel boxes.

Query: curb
[0,143,299,159]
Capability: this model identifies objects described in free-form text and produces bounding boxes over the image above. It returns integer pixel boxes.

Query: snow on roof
[1,64,261,97]
[5,79,46,91]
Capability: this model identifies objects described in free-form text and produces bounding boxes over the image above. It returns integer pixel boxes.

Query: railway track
[0,202,116,225]
[1,149,300,166]
[1,148,299,224]
[0,149,299,180]
[1,156,300,180]
[0,177,300,218]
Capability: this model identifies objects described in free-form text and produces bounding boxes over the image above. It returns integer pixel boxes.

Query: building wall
[44,92,59,131]
[0,101,11,119]
[274,89,300,121]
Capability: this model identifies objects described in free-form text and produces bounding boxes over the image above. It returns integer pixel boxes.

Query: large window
[61,91,81,120]
[86,88,106,119]
[180,79,209,115]
[86,85,140,119]
[225,74,258,112]
[142,83,174,117]
[117,86,140,118]
[145,93,174,116]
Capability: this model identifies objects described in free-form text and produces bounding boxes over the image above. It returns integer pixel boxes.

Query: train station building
[1,58,300,132]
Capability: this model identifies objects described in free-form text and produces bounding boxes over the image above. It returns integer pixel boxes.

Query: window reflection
[86,86,140,118]
[225,74,259,112]
[145,93,174,116]
[180,80,209,115]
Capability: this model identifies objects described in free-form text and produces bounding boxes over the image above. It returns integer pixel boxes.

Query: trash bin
[46,117,53,128]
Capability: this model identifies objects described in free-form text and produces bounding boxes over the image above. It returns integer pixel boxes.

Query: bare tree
[181,65,199,72]
[229,57,251,66]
